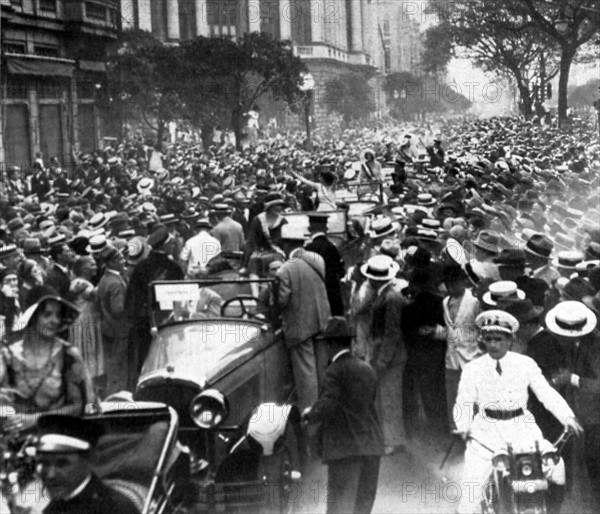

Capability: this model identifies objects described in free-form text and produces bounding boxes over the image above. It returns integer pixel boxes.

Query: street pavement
[296,436,594,514]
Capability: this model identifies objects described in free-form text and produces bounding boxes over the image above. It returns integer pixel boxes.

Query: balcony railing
[294,44,374,68]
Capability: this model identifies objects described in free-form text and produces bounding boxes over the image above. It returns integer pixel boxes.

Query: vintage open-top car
[133,277,303,513]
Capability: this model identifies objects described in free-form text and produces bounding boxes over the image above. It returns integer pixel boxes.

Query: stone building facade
[0,0,119,167]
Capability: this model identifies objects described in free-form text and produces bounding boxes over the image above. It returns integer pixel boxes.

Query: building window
[150,0,168,40]
[34,44,60,58]
[3,41,27,54]
[39,0,57,12]
[10,0,23,9]
[383,20,390,36]
[207,0,245,37]
[260,0,280,39]
[179,0,197,41]
[86,2,107,21]
[290,0,311,45]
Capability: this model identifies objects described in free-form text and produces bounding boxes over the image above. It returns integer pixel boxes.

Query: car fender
[246,403,299,456]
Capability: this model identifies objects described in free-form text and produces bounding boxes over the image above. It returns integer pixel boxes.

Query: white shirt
[180,231,221,274]
[455,352,574,450]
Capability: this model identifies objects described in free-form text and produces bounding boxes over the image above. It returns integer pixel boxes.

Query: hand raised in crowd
[564,416,584,438]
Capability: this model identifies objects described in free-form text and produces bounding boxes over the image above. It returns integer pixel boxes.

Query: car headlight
[189,389,229,429]
[520,462,534,477]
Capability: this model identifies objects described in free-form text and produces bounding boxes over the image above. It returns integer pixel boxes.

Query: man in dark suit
[546,301,600,511]
[97,245,130,394]
[125,225,184,372]
[46,241,75,299]
[304,213,345,316]
[303,317,384,514]
[37,415,138,514]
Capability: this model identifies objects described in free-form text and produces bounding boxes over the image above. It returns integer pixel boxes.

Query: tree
[517,0,600,125]
[421,22,455,76]
[180,33,307,150]
[106,30,184,145]
[423,1,561,119]
[325,72,375,125]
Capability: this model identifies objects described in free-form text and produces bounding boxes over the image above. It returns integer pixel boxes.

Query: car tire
[257,423,302,514]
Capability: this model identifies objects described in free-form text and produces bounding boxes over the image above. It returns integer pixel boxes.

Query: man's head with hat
[524,233,554,267]
[306,212,329,238]
[475,310,520,360]
[36,414,104,500]
[317,316,354,362]
[494,248,526,281]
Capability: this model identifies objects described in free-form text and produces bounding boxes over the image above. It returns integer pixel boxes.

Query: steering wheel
[220,295,261,319]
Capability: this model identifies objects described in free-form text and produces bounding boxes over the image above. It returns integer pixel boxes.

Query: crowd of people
[1,113,600,513]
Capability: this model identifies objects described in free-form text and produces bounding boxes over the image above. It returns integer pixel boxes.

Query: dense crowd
[1,114,600,512]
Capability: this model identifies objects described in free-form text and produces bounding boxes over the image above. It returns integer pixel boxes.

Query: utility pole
[0,2,5,165]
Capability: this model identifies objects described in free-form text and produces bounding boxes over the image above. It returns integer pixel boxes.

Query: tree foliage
[383,72,472,120]
[107,31,307,148]
[421,22,455,76]
[325,72,374,124]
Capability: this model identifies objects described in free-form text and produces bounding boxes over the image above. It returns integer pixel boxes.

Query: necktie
[496,360,502,376]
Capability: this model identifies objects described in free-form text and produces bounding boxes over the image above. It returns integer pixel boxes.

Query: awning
[5,54,75,78]
[79,60,106,72]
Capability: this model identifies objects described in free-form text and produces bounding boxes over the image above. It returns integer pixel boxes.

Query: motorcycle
[481,429,572,514]
[0,401,190,514]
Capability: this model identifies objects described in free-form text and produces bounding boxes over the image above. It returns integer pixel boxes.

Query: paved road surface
[295,437,594,514]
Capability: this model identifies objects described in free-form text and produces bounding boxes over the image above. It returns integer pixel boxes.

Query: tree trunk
[557,45,576,128]
[156,120,167,148]
[518,83,534,119]
[201,122,213,152]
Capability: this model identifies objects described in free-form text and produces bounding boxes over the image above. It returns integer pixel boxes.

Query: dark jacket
[526,329,566,441]
[125,251,184,322]
[305,235,345,316]
[43,473,138,514]
[45,264,71,299]
[306,352,384,462]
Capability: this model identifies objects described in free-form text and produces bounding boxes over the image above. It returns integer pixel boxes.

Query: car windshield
[141,321,262,381]
[151,278,274,328]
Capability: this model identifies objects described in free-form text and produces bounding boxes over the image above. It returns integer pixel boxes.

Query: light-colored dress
[69,284,104,379]
[317,184,337,211]
[0,337,95,413]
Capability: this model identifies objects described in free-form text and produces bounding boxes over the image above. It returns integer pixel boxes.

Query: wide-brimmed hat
[20,288,80,330]
[137,177,155,194]
[361,255,399,281]
[471,230,501,255]
[417,193,437,206]
[317,316,354,342]
[494,248,526,268]
[557,251,584,270]
[88,213,108,231]
[504,299,543,323]
[546,301,597,338]
[368,216,399,239]
[22,238,48,256]
[85,235,108,254]
[124,237,149,265]
[525,233,553,259]
[263,192,285,211]
[483,280,526,306]
[443,238,468,265]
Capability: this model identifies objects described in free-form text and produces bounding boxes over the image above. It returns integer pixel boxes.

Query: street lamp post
[299,72,315,150]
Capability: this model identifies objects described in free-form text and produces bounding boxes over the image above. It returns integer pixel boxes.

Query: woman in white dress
[291,170,338,212]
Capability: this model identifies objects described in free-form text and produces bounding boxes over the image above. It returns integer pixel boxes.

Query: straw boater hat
[368,216,399,239]
[85,235,108,254]
[360,255,400,281]
[556,251,584,270]
[482,281,526,306]
[263,192,285,211]
[545,301,597,338]
[137,177,155,195]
